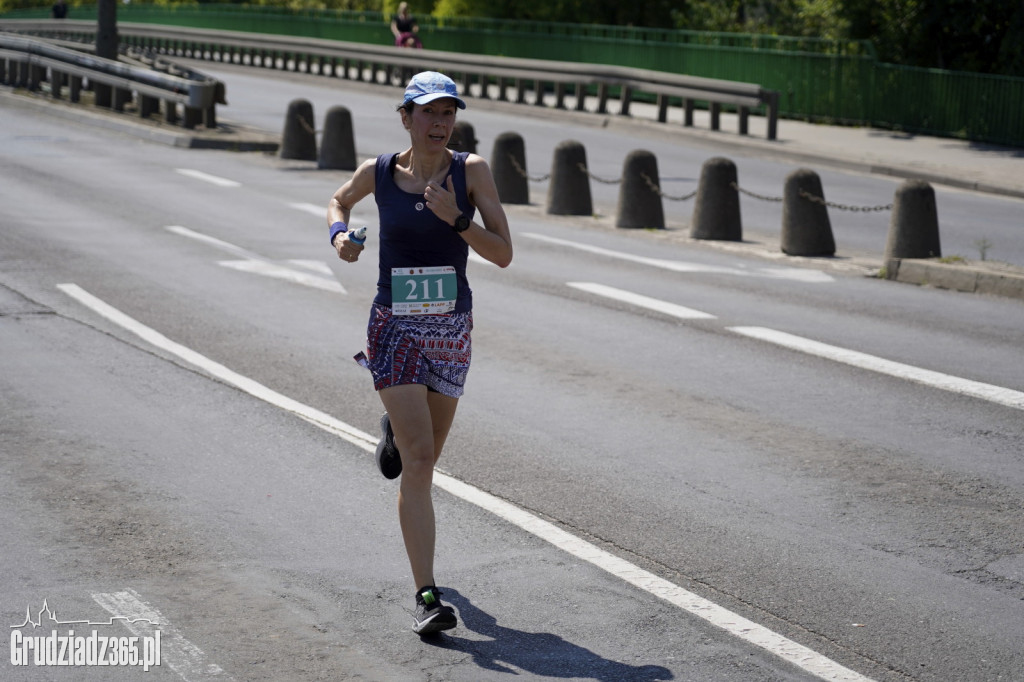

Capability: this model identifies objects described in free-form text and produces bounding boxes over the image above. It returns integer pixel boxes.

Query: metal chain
[731,181,783,203]
[503,162,890,212]
[298,114,320,136]
[641,173,698,201]
[797,189,893,212]
[577,162,621,185]
[507,154,550,182]
[731,182,892,211]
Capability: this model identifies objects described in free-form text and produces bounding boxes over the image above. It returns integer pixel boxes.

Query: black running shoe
[375,413,402,479]
[412,587,457,635]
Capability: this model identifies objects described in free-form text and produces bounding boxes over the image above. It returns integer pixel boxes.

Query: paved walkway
[676,107,1024,201]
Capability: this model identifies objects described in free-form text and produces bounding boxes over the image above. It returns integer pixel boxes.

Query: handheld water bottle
[349,226,368,245]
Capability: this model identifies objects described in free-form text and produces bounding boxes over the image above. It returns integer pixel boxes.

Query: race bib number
[391,266,457,315]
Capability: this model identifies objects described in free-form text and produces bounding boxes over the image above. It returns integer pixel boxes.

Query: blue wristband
[329,221,348,245]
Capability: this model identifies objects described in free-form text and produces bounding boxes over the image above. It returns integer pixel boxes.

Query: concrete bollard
[280,98,317,161]
[884,180,940,261]
[491,131,530,205]
[318,105,357,170]
[547,140,592,216]
[690,157,742,241]
[616,150,664,229]
[448,120,477,154]
[781,168,835,256]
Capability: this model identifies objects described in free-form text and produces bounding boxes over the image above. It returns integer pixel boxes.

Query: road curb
[886,258,1024,301]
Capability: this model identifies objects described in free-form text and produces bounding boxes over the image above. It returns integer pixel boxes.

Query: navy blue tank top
[373,151,475,313]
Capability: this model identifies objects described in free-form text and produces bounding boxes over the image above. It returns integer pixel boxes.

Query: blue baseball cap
[402,71,467,109]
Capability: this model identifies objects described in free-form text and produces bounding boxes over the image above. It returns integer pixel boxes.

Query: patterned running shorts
[366,302,473,398]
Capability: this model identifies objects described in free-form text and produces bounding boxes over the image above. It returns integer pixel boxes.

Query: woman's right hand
[334,233,365,263]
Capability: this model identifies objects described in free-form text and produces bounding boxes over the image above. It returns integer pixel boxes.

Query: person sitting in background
[391,2,422,48]
[51,0,68,19]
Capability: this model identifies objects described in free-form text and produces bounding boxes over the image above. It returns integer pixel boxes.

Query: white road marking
[525,232,835,283]
[57,284,377,447]
[729,326,1024,411]
[218,260,344,293]
[175,169,241,188]
[289,202,327,217]
[166,225,345,294]
[59,283,873,682]
[288,201,376,231]
[167,225,261,260]
[93,589,233,680]
[568,282,716,319]
[287,259,334,275]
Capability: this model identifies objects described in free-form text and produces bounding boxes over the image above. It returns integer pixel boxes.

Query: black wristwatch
[453,214,471,233]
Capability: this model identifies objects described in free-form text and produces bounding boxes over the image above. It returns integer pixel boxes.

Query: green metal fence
[4,4,1021,146]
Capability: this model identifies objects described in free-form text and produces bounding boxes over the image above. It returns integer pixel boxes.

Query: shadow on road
[421,588,674,681]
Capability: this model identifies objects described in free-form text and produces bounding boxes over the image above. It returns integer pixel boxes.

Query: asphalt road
[2,75,1023,682]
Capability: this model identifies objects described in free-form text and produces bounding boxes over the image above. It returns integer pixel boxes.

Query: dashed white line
[729,326,1024,410]
[288,202,327,217]
[525,232,835,283]
[566,280,1021,412]
[59,283,874,682]
[175,169,241,188]
[167,226,260,260]
[568,282,716,319]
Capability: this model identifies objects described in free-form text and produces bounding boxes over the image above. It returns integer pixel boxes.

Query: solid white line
[56,284,375,447]
[93,589,232,681]
[175,169,241,188]
[729,326,1024,410]
[524,232,834,283]
[568,282,716,320]
[438,477,873,682]
[60,284,873,682]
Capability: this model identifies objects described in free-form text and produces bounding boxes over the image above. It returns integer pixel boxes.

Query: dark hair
[397,100,415,113]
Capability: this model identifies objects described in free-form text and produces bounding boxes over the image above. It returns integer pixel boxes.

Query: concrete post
[490,132,529,205]
[885,180,941,260]
[280,98,317,161]
[318,105,357,170]
[781,168,835,256]
[615,150,664,229]
[546,140,592,216]
[448,120,477,154]
[690,157,742,241]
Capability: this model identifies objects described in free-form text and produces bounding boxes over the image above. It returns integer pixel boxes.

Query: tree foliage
[3,0,1020,76]
[426,0,1024,76]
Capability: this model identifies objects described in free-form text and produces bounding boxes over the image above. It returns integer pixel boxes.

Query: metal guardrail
[0,27,222,128]
[0,19,779,140]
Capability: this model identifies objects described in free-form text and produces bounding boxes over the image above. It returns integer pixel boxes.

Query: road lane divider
[175,169,241,188]
[58,282,874,682]
[525,232,835,283]
[56,283,377,447]
[568,282,716,320]
[729,326,1024,411]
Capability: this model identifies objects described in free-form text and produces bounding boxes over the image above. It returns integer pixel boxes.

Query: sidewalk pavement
[4,83,1022,301]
